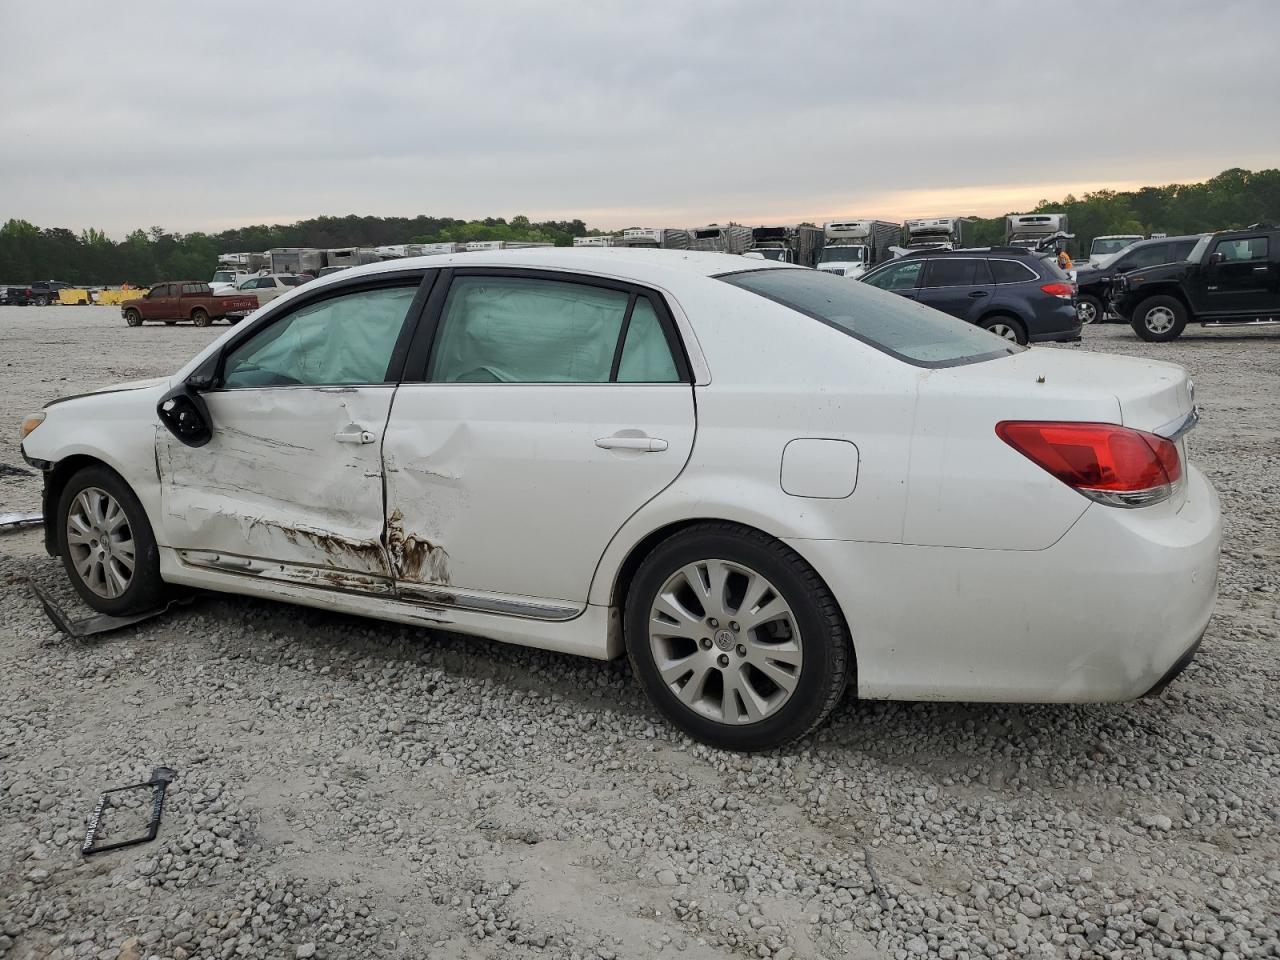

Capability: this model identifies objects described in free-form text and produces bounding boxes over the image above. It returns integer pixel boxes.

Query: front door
[140,284,176,321]
[861,258,925,302]
[915,257,995,323]
[382,270,696,611]
[1193,235,1274,317]
[157,276,429,591]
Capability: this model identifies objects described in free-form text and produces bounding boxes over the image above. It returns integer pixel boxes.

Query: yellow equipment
[58,289,93,305]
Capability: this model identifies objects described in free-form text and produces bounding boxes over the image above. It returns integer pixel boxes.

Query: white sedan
[19,249,1220,751]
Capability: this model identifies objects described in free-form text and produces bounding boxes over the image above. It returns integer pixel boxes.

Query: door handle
[1252,265,1269,272]
[335,425,377,444]
[596,436,668,452]
[968,291,989,298]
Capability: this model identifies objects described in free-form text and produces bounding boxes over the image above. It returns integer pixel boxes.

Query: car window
[430,276,631,384]
[1126,244,1171,269]
[863,260,924,291]
[1169,240,1197,260]
[972,258,994,285]
[616,296,680,383]
[920,259,977,288]
[281,276,304,286]
[150,284,170,298]
[221,285,418,389]
[1214,237,1268,262]
[722,268,1019,367]
[988,259,1037,283]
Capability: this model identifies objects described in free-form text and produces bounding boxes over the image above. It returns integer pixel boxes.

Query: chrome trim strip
[398,583,580,621]
[1154,407,1200,441]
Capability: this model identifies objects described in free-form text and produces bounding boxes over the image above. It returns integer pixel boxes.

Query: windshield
[754,249,787,261]
[212,271,235,283]
[1090,237,1140,257]
[720,268,1020,367]
[818,246,865,263]
[1186,235,1211,262]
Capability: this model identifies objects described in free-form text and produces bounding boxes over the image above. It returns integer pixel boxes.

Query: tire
[1130,295,1187,342]
[57,465,165,616]
[980,314,1027,345]
[1076,294,1105,325]
[191,308,212,327]
[35,295,50,306]
[625,522,851,751]
[124,309,142,327]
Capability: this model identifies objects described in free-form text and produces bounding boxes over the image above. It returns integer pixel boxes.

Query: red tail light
[996,421,1182,507]
[1039,282,1074,299]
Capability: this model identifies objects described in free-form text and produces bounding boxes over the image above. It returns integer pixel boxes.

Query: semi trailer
[1005,214,1070,250]
[267,247,325,275]
[748,226,823,267]
[902,217,973,252]
[689,224,754,255]
[611,228,691,249]
[816,220,900,278]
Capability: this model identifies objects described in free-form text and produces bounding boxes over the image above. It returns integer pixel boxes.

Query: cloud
[0,0,1275,236]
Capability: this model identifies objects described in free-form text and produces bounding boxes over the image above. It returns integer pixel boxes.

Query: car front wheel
[626,523,850,751]
[1131,295,1187,342]
[124,309,142,327]
[57,466,165,615]
[1076,294,1105,325]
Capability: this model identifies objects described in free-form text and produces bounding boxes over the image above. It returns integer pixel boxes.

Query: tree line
[2,168,1277,286]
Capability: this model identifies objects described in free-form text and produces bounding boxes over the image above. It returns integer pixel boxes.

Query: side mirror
[1207,252,1226,266]
[157,385,212,447]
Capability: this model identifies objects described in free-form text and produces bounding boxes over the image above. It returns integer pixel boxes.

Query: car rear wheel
[980,315,1027,345]
[124,309,142,327]
[57,466,165,616]
[1131,295,1187,342]
[1076,294,1105,325]
[626,523,850,751]
[191,308,212,327]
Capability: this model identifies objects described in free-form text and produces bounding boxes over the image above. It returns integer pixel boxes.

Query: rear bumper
[789,465,1221,703]
[1027,301,1083,343]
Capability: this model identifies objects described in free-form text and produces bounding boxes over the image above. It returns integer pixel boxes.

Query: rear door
[157,272,431,590]
[381,268,696,612]
[1196,234,1275,316]
[915,257,993,323]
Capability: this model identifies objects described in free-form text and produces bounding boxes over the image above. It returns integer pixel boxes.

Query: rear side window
[921,259,978,288]
[722,268,1019,367]
[430,276,630,383]
[988,259,1037,283]
[617,297,680,382]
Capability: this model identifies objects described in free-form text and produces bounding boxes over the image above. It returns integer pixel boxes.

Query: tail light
[996,421,1182,507]
[1039,282,1074,299]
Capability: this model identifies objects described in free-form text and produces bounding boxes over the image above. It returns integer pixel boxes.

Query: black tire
[35,295,50,306]
[191,308,212,327]
[979,314,1027,345]
[124,309,142,327]
[1130,295,1187,342]
[56,465,165,616]
[625,522,851,751]
[1076,294,1105,325]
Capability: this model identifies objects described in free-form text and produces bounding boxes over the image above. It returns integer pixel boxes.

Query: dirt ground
[1,304,1277,960]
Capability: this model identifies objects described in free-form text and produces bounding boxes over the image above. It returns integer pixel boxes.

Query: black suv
[858,248,1080,345]
[1109,226,1280,341]
[1074,235,1205,324]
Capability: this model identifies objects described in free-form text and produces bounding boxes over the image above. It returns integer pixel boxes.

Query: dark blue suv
[857,248,1081,345]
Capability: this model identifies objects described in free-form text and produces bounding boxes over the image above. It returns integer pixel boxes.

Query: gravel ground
[1,305,1278,960]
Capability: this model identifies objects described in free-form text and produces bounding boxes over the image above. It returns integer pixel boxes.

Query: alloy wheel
[987,322,1019,341]
[1077,301,1098,324]
[1145,306,1175,334]
[648,559,802,725]
[65,487,135,599]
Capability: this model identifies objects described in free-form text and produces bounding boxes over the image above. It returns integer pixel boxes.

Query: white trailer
[267,247,325,275]
[816,220,900,278]
[324,247,381,269]
[902,218,972,253]
[573,236,620,247]
[1005,214,1069,250]
[688,224,754,255]
[464,241,555,251]
[612,228,691,249]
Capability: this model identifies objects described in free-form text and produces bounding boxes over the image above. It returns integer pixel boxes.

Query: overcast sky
[2,0,1276,237]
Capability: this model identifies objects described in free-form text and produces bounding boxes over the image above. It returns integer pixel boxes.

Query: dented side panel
[158,386,395,577]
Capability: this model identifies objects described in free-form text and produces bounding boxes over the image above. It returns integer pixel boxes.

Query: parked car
[237,273,306,307]
[19,250,1218,751]
[1109,226,1280,341]
[1074,235,1206,325]
[858,247,1081,344]
[120,282,258,327]
[1,285,34,305]
[14,281,73,306]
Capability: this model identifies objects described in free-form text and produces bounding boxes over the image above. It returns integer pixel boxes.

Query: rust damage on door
[385,509,451,585]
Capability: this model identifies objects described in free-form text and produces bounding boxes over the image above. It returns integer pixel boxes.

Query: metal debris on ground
[863,845,891,912]
[0,511,42,533]
[82,766,177,856]
[30,581,196,639]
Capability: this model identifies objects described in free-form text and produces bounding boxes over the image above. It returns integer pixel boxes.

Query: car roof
[896,247,1041,261]
[296,247,791,293]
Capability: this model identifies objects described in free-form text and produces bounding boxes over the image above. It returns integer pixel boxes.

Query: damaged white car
[20,249,1220,750]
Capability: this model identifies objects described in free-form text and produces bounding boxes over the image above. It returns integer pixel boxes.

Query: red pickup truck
[121,282,258,327]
